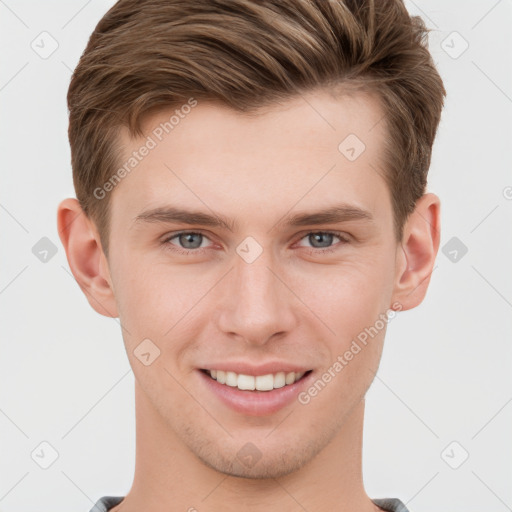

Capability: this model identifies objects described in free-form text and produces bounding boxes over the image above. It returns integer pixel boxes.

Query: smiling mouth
[200,369,313,392]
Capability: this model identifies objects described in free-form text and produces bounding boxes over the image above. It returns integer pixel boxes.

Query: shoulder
[372,498,411,512]
[88,496,125,512]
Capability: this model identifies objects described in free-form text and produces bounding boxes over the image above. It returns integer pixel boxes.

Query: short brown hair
[67,0,446,253]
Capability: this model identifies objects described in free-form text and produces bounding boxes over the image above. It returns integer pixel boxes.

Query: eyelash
[161,230,350,256]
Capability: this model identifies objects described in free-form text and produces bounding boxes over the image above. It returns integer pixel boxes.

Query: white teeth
[273,372,286,389]
[226,371,238,387]
[255,374,274,391]
[285,372,296,385]
[237,374,255,390]
[206,369,307,391]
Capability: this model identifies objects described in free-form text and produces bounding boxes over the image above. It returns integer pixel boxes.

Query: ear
[57,198,118,318]
[391,193,441,312]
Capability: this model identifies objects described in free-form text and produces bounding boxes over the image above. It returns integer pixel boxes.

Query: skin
[58,89,440,512]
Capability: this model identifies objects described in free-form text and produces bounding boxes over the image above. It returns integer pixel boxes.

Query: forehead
[134,89,385,156]
[111,89,391,228]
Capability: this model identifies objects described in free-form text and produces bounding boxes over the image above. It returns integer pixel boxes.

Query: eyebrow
[133,204,374,232]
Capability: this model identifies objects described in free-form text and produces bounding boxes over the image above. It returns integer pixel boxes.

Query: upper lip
[199,361,312,376]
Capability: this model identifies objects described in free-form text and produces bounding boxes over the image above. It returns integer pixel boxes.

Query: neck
[114,383,378,512]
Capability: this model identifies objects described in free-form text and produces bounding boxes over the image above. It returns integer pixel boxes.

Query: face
[106,90,401,478]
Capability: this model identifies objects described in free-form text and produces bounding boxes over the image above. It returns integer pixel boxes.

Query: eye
[161,230,350,256]
[163,231,213,254]
[296,231,350,253]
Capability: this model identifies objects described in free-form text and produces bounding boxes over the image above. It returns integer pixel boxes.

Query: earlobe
[57,198,118,318]
[391,193,441,311]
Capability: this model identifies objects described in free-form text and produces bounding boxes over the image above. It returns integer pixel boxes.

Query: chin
[190,431,333,480]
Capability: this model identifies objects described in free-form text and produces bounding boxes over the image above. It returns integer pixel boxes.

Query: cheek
[110,257,208,368]
[308,275,389,408]
[110,259,171,340]
[112,250,179,310]
[294,257,394,337]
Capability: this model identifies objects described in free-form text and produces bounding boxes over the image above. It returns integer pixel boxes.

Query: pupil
[310,233,332,248]
[180,233,202,249]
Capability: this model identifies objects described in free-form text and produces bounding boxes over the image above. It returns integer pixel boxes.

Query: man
[57,0,445,510]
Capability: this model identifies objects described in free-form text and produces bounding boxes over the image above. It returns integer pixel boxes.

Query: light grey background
[0,1,511,511]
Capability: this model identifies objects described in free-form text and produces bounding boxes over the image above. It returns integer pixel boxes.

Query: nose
[216,248,298,346]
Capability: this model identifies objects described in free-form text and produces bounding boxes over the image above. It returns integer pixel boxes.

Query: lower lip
[197,370,314,416]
